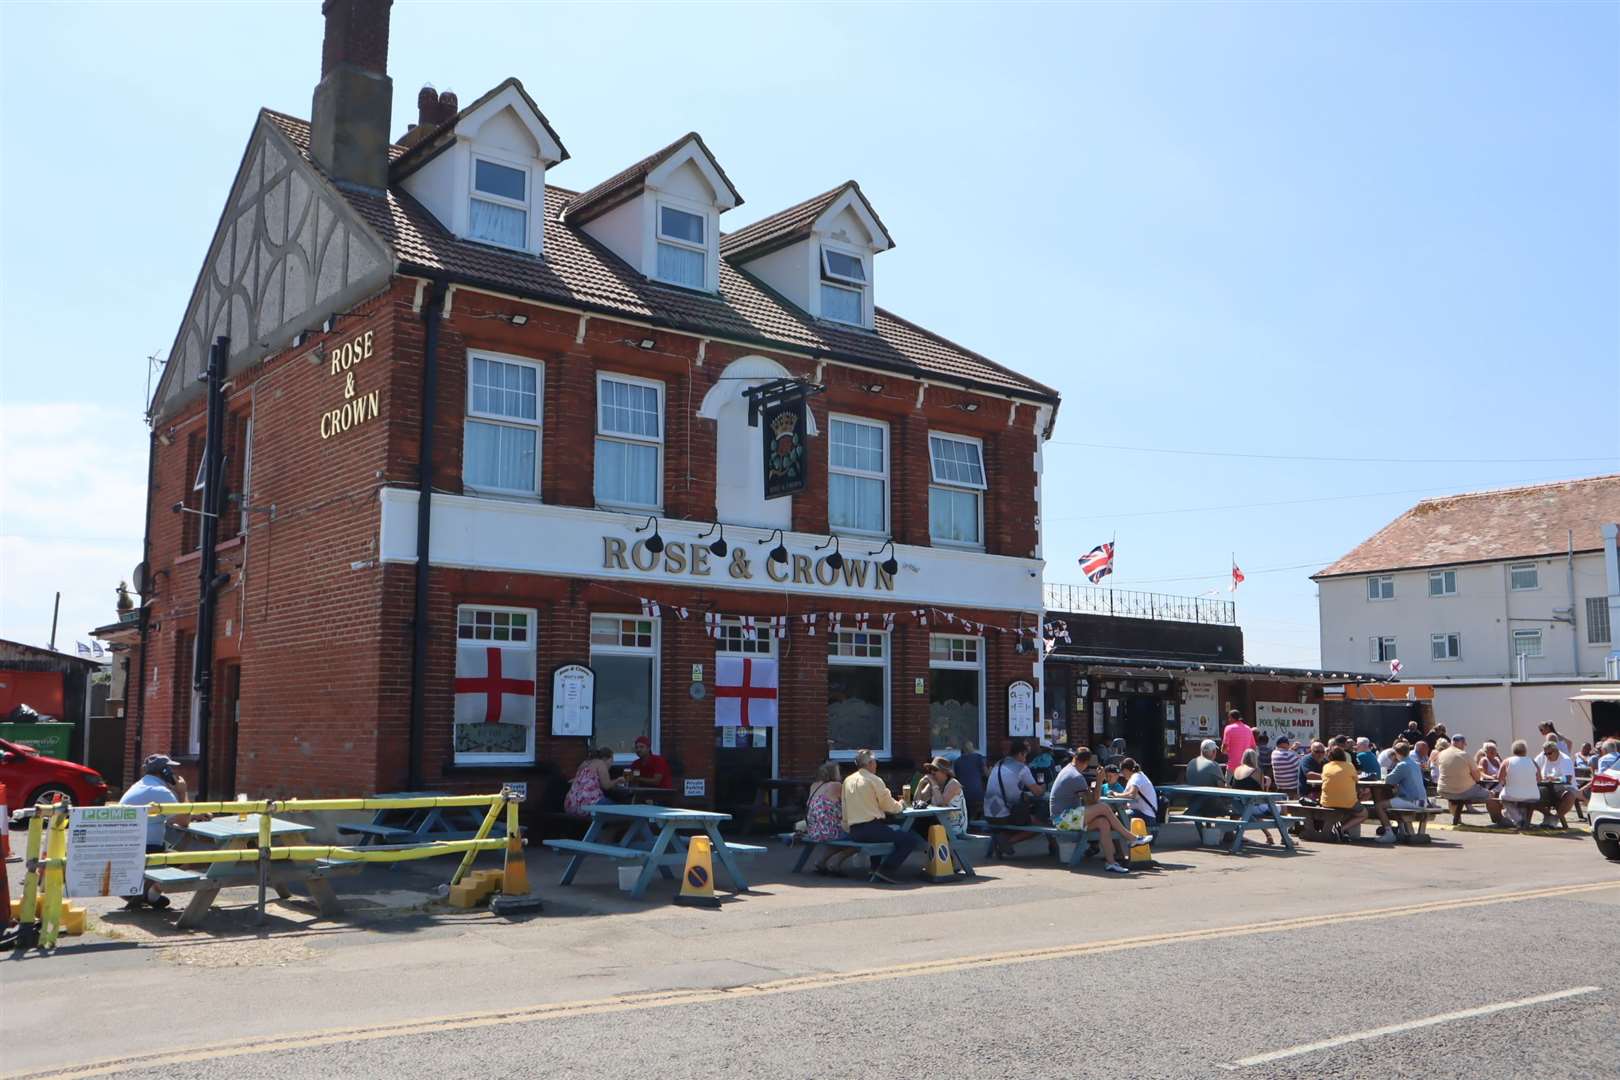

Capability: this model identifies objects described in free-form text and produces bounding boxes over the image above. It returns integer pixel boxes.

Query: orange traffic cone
[673,836,721,908]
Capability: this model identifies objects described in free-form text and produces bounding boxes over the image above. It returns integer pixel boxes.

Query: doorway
[213,662,240,798]
[1120,694,1169,781]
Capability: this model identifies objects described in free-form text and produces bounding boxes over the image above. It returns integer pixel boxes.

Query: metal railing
[1044,583,1236,626]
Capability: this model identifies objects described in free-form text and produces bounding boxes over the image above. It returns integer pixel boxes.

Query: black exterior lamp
[699,522,728,557]
[757,528,789,565]
[635,515,665,555]
[815,534,843,572]
[866,540,899,576]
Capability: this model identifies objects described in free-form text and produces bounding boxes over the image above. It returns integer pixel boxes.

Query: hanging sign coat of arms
[761,396,809,499]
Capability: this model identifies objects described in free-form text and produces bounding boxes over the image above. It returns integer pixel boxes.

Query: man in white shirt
[118,754,194,909]
[1533,741,1577,827]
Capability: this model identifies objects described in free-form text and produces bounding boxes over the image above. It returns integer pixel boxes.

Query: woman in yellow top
[1320,747,1370,843]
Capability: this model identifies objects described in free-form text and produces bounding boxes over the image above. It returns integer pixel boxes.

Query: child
[1100,764,1127,798]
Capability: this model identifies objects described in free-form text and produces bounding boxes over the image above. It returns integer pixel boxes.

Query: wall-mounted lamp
[815,534,844,572]
[948,401,980,413]
[1079,678,1090,698]
[757,528,789,565]
[863,383,884,394]
[508,313,529,326]
[699,522,728,557]
[634,515,665,555]
[866,540,899,576]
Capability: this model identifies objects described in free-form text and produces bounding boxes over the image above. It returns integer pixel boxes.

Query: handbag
[992,764,1039,825]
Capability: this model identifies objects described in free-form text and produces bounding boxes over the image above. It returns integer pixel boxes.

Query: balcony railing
[1044,582,1236,626]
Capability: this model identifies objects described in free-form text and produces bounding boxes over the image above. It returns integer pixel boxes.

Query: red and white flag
[454,644,536,727]
[1230,562,1245,592]
[1389,658,1403,678]
[715,655,779,728]
[1079,542,1115,584]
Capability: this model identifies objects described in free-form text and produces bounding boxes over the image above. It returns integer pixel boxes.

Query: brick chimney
[309,0,394,191]
[397,84,460,148]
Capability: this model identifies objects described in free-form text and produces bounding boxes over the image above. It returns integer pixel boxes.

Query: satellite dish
[132,562,147,594]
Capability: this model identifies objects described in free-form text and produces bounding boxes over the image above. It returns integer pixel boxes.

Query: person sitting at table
[118,754,195,910]
[1185,739,1228,816]
[1386,741,1429,811]
[1533,739,1577,828]
[1297,741,1329,799]
[1429,738,1452,787]
[1598,738,1620,774]
[1476,741,1504,784]
[1435,734,1502,824]
[1497,740,1543,828]
[1376,741,1400,777]
[1099,764,1126,798]
[1320,747,1382,843]
[564,747,627,817]
[624,736,672,789]
[1052,749,1144,875]
[912,756,968,838]
[954,740,988,822]
[987,741,1050,857]
[1027,739,1057,788]
[1354,737,1381,780]
[1412,740,1432,779]
[843,748,924,884]
[1270,736,1302,797]
[804,761,857,876]
[1230,749,1276,845]
[1256,731,1274,774]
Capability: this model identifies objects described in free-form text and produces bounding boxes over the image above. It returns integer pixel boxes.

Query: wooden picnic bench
[543,804,764,900]
[145,817,361,928]
[790,809,978,879]
[1158,786,1300,854]
[1282,801,1443,843]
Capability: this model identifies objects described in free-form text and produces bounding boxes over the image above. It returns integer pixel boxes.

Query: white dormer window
[655,203,708,289]
[469,155,530,250]
[820,247,868,326]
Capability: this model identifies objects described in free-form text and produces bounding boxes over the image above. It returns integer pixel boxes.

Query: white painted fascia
[645,138,739,211]
[812,186,892,252]
[456,83,565,166]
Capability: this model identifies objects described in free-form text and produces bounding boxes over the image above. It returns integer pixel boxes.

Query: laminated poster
[66,805,147,898]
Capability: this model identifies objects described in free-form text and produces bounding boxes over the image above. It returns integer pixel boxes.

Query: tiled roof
[264,110,1056,403]
[1313,474,1620,578]
[390,77,568,178]
[562,132,742,225]
[719,180,892,261]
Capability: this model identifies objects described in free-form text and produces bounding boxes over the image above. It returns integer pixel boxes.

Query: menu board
[550,664,595,737]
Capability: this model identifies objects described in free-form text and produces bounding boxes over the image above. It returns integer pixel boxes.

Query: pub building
[129,0,1061,814]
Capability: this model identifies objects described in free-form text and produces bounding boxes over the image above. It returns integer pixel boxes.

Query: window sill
[465,488,544,504]
[595,502,664,516]
[444,762,538,773]
[930,540,987,553]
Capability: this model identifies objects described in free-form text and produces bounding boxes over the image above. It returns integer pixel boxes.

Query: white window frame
[818,243,870,327]
[927,431,987,549]
[827,414,889,537]
[239,416,253,536]
[653,196,713,291]
[454,604,538,766]
[1366,575,1394,601]
[1370,636,1398,664]
[1430,632,1462,662]
[714,617,777,657]
[1509,563,1539,591]
[463,350,544,498]
[594,372,664,510]
[589,613,661,764]
[468,151,533,253]
[827,629,890,760]
[1586,596,1612,645]
[1511,628,1544,658]
[928,634,985,757]
[1428,569,1457,597]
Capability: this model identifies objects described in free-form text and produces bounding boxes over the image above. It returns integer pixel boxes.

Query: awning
[1568,687,1620,704]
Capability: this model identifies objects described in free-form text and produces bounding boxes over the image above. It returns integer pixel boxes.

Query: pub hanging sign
[761,395,809,499]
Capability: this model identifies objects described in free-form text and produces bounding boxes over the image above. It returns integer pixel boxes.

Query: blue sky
[2,1,1616,665]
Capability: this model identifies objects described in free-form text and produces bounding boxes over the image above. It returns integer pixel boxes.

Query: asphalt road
[6,828,1617,1079]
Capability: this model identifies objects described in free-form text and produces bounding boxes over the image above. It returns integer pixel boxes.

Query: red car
[0,737,111,808]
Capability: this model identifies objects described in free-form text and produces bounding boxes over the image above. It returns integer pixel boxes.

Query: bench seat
[792,838,893,873]
[542,839,648,861]
[336,823,414,842]
[144,867,210,891]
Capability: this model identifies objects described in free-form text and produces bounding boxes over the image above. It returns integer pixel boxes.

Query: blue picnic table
[335,792,506,846]
[543,804,764,900]
[1157,785,1299,854]
[148,815,350,928]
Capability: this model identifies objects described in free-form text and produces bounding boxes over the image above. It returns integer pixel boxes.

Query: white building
[1314,475,1620,748]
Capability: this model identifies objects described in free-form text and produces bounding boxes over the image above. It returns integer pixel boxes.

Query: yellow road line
[13,878,1617,1080]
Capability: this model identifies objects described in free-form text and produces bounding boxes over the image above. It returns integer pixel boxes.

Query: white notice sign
[66,805,147,898]
[1182,675,1219,739]
[1007,680,1036,737]
[1255,701,1320,741]
[550,664,594,738]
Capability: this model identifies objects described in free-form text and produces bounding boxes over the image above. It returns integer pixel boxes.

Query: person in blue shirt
[1386,742,1430,808]
[1596,738,1620,774]
[1355,737,1382,779]
[1099,764,1126,798]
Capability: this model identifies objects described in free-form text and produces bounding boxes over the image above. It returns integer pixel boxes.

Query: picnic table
[543,804,765,900]
[149,815,350,928]
[1158,785,1298,854]
[335,791,507,847]
[621,786,679,805]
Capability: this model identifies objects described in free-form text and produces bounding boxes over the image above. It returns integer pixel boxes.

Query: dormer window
[820,246,868,326]
[656,204,708,289]
[468,156,530,250]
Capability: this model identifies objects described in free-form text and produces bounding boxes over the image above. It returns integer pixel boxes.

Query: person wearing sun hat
[911,756,967,838]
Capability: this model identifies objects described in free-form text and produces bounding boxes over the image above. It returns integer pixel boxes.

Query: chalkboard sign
[550,663,595,738]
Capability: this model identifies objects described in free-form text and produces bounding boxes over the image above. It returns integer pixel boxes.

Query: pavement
[4,818,1617,1079]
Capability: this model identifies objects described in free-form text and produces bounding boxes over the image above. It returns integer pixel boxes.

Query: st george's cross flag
[1230,562,1246,592]
[453,643,536,755]
[1389,658,1403,679]
[1079,542,1115,584]
[715,655,779,728]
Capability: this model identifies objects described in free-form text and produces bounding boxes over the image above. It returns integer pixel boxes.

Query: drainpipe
[1567,528,1579,676]
[407,280,446,789]
[193,336,229,798]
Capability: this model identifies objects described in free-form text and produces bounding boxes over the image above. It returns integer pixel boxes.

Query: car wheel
[1598,832,1620,862]
[25,783,76,808]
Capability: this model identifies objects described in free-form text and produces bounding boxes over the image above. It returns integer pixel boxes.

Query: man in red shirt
[627,736,672,788]
[1220,709,1257,771]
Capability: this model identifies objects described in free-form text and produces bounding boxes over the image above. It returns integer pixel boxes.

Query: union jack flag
[1079,542,1115,584]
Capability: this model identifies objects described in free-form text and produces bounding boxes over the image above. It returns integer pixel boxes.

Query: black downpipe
[408,284,446,789]
[193,336,229,798]
[131,426,159,784]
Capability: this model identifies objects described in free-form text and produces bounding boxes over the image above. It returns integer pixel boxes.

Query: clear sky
[2,1,1617,666]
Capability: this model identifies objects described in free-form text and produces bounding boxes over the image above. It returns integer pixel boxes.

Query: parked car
[1590,761,1620,862]
[0,736,111,808]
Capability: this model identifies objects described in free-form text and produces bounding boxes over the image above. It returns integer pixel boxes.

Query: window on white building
[655,204,707,289]
[1370,636,1398,663]
[928,433,986,547]
[929,635,983,756]
[1431,632,1461,661]
[1586,596,1612,644]
[594,374,663,508]
[828,630,888,758]
[1512,628,1544,658]
[590,615,658,760]
[1509,563,1539,591]
[714,617,774,656]
[820,247,867,326]
[454,605,537,764]
[469,157,530,250]
[1366,575,1394,601]
[828,416,887,535]
[1428,569,1457,597]
[464,353,542,495]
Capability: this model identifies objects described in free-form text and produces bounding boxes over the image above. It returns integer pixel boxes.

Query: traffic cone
[924,824,955,881]
[1129,817,1153,865]
[673,835,721,908]
[1,783,10,927]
